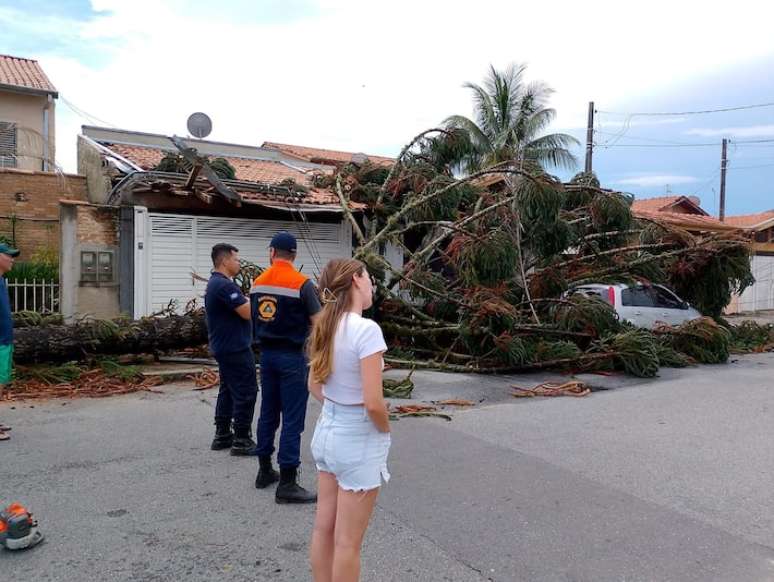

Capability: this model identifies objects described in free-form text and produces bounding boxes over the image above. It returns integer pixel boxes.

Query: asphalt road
[2,353,774,581]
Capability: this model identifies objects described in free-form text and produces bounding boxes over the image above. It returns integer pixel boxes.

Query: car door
[619,285,664,328]
[652,285,695,325]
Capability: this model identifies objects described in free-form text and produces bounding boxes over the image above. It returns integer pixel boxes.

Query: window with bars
[81,250,115,284]
[0,121,17,168]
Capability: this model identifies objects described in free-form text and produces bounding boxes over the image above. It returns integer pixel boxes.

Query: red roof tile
[262,141,394,168]
[631,195,707,215]
[105,142,330,185]
[0,54,57,95]
[100,142,352,208]
[631,196,681,212]
[723,210,774,229]
[634,209,739,232]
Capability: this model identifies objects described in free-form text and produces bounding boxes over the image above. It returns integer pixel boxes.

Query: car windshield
[621,285,684,309]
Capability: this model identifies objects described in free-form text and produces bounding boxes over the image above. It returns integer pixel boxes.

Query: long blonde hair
[308,258,367,384]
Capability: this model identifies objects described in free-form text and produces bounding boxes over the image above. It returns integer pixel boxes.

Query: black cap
[270,231,297,252]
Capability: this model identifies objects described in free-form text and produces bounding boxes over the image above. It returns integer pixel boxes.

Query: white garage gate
[736,255,774,312]
[134,210,351,316]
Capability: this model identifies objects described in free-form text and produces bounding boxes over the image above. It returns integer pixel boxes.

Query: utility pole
[719,138,728,221]
[584,101,594,174]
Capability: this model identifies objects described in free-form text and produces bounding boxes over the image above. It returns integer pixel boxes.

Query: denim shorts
[311,399,391,492]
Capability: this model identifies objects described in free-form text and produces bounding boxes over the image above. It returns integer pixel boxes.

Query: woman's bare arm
[308,375,324,403]
[361,352,390,433]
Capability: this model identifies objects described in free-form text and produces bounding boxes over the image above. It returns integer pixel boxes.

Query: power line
[593,137,774,149]
[593,112,634,148]
[597,101,774,117]
[594,130,714,146]
[594,141,719,148]
[732,138,774,144]
[60,96,117,128]
[727,162,774,170]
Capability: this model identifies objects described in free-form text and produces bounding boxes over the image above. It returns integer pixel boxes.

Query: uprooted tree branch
[8,127,772,379]
[316,127,760,377]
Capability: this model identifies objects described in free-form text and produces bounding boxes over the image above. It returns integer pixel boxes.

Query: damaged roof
[262,141,394,168]
[633,209,739,232]
[105,142,330,187]
[87,133,360,210]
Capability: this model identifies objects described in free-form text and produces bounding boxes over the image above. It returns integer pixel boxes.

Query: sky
[1,0,773,216]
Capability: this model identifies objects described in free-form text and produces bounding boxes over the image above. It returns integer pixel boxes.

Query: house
[630,195,706,215]
[0,54,87,259]
[0,54,57,171]
[630,195,738,233]
[724,210,774,313]
[66,126,390,319]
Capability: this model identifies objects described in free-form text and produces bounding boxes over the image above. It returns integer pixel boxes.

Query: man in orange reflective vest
[251,232,320,504]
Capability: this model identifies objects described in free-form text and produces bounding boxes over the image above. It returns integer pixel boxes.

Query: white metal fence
[7,279,59,313]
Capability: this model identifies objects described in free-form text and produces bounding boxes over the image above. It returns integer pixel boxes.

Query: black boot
[210,421,233,451]
[230,425,257,456]
[255,456,280,489]
[275,467,317,504]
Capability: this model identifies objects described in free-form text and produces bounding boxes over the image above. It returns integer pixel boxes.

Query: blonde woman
[307,259,391,582]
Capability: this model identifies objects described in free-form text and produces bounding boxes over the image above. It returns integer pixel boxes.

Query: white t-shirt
[322,313,388,405]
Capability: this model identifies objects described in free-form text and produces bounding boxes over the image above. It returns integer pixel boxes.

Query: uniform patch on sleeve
[230,292,239,300]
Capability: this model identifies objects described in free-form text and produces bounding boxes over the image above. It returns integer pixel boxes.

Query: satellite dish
[187,112,212,139]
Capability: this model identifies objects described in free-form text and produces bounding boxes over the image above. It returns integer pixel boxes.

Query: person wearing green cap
[0,242,19,442]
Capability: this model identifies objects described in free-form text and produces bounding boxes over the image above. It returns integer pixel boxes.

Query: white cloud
[32,0,774,172]
[684,125,774,138]
[615,175,699,187]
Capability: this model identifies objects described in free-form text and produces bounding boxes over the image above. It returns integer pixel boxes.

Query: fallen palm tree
[12,310,207,364]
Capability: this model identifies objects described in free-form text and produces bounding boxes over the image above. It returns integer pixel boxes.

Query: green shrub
[6,261,59,282]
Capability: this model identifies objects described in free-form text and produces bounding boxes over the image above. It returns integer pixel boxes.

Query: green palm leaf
[439,63,579,173]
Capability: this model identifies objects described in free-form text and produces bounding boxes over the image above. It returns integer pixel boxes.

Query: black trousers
[214,348,258,429]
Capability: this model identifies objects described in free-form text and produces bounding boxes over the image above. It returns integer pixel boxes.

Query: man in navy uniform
[205,243,258,456]
[251,232,320,504]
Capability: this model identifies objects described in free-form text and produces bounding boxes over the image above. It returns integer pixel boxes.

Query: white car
[566,283,702,328]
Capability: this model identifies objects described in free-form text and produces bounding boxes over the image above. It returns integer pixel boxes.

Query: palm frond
[462,82,498,139]
[524,133,580,169]
[444,63,577,173]
[522,108,558,141]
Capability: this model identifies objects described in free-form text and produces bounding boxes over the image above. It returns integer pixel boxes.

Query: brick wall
[75,205,119,246]
[0,168,88,256]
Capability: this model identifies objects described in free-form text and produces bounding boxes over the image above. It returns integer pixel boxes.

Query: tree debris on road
[189,369,220,391]
[512,380,591,398]
[4,369,163,401]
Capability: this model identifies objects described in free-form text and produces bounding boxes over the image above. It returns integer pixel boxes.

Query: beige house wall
[0,89,56,171]
[77,135,113,204]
